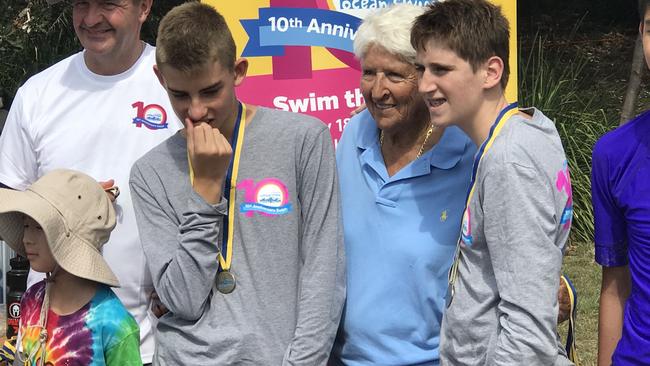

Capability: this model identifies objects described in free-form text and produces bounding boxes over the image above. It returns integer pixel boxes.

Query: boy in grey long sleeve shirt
[129,3,344,365]
[413,1,573,364]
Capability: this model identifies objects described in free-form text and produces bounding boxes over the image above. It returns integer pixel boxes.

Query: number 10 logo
[132,101,169,130]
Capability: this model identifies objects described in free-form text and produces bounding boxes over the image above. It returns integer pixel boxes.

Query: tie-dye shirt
[16,280,140,366]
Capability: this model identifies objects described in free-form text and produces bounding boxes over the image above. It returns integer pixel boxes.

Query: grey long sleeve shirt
[130,107,345,365]
[440,108,574,366]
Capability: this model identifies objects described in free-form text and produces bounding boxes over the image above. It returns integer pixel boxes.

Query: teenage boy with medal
[129,3,345,365]
[413,0,574,364]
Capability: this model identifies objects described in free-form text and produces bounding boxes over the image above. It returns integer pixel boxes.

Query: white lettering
[273,93,340,113]
[307,18,320,33]
[306,19,356,41]
[339,0,428,9]
[335,118,350,132]
[273,96,290,111]
[317,94,340,110]
[289,97,311,113]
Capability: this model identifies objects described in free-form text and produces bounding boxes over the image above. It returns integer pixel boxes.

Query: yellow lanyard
[560,274,580,365]
[447,102,518,307]
[188,103,247,272]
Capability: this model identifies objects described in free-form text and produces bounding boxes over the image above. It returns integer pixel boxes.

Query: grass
[561,242,600,365]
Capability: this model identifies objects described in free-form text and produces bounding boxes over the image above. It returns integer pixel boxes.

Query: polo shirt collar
[355,109,468,172]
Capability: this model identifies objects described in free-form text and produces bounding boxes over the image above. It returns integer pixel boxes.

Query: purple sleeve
[591,141,628,266]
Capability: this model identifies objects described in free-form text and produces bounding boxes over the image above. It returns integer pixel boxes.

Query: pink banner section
[237,67,363,145]
[270,0,316,79]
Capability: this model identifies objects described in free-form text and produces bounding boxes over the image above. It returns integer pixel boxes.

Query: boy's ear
[233,58,249,87]
[153,65,166,88]
[640,21,644,36]
[482,56,504,90]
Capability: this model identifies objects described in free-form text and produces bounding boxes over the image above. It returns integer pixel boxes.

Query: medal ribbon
[561,274,580,365]
[188,102,246,272]
[447,102,518,304]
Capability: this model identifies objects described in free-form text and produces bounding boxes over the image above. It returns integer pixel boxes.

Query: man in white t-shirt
[0,1,181,364]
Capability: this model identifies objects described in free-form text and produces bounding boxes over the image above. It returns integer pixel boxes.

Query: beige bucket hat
[0,169,119,287]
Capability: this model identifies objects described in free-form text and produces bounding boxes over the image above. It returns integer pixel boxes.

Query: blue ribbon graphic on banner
[241,8,361,57]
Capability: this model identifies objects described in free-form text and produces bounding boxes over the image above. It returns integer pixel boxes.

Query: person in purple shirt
[593,1,650,364]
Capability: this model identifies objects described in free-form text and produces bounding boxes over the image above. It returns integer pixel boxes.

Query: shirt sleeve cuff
[187,189,228,216]
[595,243,628,267]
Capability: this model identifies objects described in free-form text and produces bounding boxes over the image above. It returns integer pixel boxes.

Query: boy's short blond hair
[155,2,236,73]
[411,0,510,90]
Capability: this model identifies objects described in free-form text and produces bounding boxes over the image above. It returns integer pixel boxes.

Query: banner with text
[206,0,518,146]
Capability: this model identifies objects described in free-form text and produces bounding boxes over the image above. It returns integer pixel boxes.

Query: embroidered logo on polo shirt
[131,101,169,130]
[237,178,293,216]
[440,209,448,222]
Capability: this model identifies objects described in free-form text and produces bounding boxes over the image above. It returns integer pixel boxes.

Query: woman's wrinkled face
[360,45,426,134]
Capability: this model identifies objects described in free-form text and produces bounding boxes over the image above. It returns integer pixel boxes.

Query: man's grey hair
[353,4,426,64]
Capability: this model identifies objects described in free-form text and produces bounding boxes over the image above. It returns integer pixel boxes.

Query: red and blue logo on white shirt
[131,101,168,130]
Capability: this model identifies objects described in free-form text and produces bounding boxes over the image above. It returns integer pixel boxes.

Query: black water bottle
[6,255,29,338]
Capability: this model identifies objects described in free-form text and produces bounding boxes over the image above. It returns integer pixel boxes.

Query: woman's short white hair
[353,4,427,64]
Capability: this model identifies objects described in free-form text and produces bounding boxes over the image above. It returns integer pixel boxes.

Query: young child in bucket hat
[0,169,141,366]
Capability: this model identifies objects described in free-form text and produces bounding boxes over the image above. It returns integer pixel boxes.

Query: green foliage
[0,0,187,108]
[0,0,79,106]
[519,35,610,244]
[143,1,189,45]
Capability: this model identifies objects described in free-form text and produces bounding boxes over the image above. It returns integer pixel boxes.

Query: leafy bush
[519,34,611,244]
[0,0,186,108]
[0,0,78,107]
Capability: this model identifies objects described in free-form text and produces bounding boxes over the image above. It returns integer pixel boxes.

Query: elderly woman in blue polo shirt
[329,4,475,365]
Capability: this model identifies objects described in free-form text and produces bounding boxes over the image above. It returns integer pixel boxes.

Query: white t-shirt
[0,44,182,363]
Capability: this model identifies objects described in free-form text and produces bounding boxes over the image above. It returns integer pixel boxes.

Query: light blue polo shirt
[331,110,475,366]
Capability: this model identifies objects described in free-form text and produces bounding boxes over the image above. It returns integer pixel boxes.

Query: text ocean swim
[336,0,431,10]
